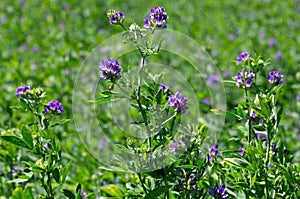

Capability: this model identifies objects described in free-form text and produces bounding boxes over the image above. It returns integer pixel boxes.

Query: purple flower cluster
[109,11,125,25]
[272,142,279,156]
[237,52,251,63]
[268,70,284,85]
[16,85,31,99]
[234,68,255,88]
[167,92,188,114]
[159,83,169,93]
[43,100,64,115]
[144,6,168,29]
[168,138,184,155]
[209,185,228,199]
[238,147,245,156]
[209,144,222,162]
[99,58,123,82]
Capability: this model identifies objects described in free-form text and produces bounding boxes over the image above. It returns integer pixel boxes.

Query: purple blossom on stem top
[251,110,257,119]
[255,133,267,140]
[296,94,300,101]
[167,92,188,114]
[108,11,125,25]
[268,162,273,169]
[234,68,255,88]
[21,44,28,51]
[209,144,222,162]
[203,98,211,105]
[159,83,169,93]
[99,58,123,82]
[16,85,31,99]
[268,70,284,85]
[32,45,39,53]
[169,141,178,154]
[275,51,282,59]
[237,52,251,63]
[272,142,278,156]
[43,100,64,115]
[238,147,245,156]
[209,185,228,199]
[259,30,266,39]
[222,71,231,78]
[268,38,277,46]
[207,74,220,86]
[144,6,168,29]
[259,119,264,125]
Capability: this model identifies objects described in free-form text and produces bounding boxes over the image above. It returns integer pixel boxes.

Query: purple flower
[296,94,300,101]
[169,141,178,154]
[211,50,218,57]
[209,185,228,199]
[61,3,69,10]
[250,110,257,119]
[222,71,231,78]
[238,147,244,156]
[259,30,266,39]
[207,74,220,86]
[228,34,235,41]
[16,85,31,99]
[21,44,28,51]
[203,98,211,105]
[144,6,168,29]
[237,52,251,63]
[275,51,282,59]
[43,100,64,115]
[268,162,273,169]
[167,92,188,114]
[255,133,267,140]
[98,139,106,149]
[268,38,277,46]
[272,142,278,156]
[268,70,284,85]
[209,144,222,162]
[234,68,255,88]
[159,84,169,93]
[108,11,125,25]
[81,190,87,198]
[32,45,39,53]
[259,119,264,125]
[99,58,123,82]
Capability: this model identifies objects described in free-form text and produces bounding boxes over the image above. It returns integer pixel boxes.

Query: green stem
[245,88,252,143]
[265,130,271,199]
[120,23,127,31]
[136,57,152,149]
[138,173,148,194]
[163,167,169,199]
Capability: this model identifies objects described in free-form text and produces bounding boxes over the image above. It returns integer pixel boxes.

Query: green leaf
[21,127,33,150]
[9,175,31,183]
[115,144,134,155]
[89,91,123,103]
[62,161,71,184]
[0,136,32,150]
[76,183,82,194]
[52,168,60,184]
[62,189,75,199]
[224,157,251,169]
[222,80,237,85]
[22,187,34,199]
[50,119,71,128]
[99,185,123,198]
[11,187,22,199]
[175,165,196,169]
[144,185,171,199]
[210,109,243,120]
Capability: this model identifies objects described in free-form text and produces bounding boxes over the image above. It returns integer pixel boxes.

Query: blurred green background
[0,0,300,196]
